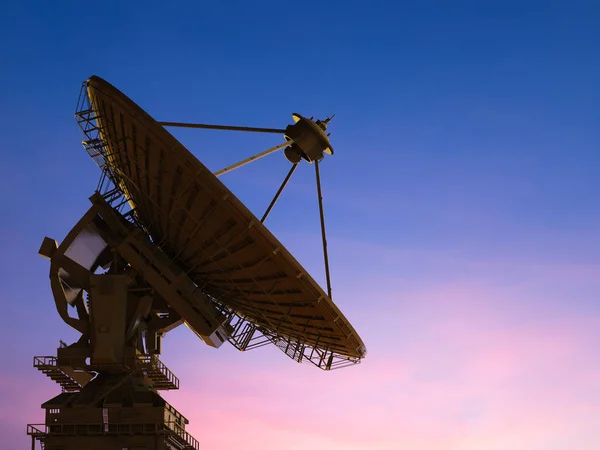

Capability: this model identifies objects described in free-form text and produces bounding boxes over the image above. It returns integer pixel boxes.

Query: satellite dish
[27,76,366,449]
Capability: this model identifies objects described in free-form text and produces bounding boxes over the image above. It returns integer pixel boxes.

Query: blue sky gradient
[1,1,600,448]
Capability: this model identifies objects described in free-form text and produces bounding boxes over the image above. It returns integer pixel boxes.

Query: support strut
[159,121,285,134]
[214,142,290,177]
[261,163,299,223]
[315,160,332,299]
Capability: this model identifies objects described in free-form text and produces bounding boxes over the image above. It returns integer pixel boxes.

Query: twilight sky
[1,1,600,449]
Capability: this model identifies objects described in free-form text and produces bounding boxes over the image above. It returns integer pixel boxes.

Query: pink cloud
[6,260,600,450]
[159,276,600,450]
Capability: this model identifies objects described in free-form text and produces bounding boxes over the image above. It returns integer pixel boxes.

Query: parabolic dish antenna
[80,76,366,364]
[27,76,366,449]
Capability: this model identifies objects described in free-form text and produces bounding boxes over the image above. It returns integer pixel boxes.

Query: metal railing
[137,354,179,389]
[33,356,82,392]
[27,421,200,449]
[33,353,179,390]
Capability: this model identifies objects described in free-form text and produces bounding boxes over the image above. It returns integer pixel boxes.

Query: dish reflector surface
[84,76,366,360]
